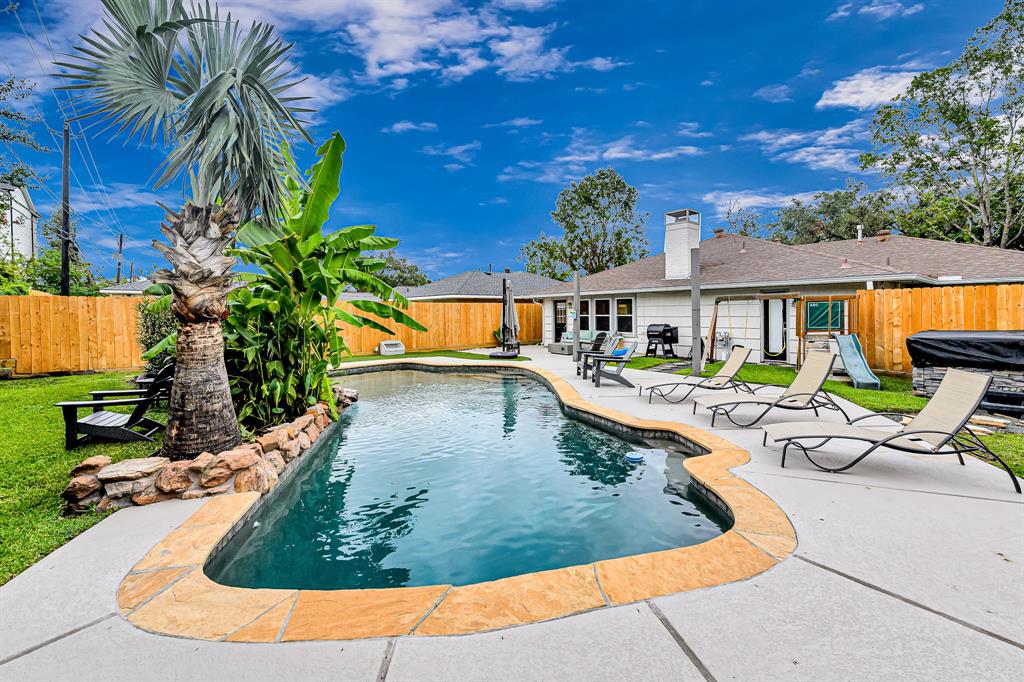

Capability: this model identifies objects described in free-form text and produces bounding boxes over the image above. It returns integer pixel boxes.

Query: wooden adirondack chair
[56,365,172,449]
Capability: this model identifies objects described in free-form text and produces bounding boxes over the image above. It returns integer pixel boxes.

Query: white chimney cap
[665,208,701,225]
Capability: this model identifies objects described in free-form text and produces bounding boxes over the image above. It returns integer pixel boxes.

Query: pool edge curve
[117,359,796,641]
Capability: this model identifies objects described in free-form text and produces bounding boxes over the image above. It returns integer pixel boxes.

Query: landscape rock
[71,455,112,476]
[255,430,285,452]
[96,457,169,482]
[281,439,301,463]
[188,452,215,472]
[304,424,320,443]
[96,495,134,512]
[263,450,286,475]
[292,414,314,430]
[63,491,103,514]
[200,448,260,487]
[315,413,330,429]
[105,474,157,498]
[296,432,312,450]
[131,487,178,506]
[181,483,229,500]
[62,474,102,501]
[234,458,278,494]
[155,461,193,494]
[333,386,359,407]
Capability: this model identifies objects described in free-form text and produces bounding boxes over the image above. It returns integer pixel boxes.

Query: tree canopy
[520,167,649,280]
[375,251,430,288]
[861,0,1023,249]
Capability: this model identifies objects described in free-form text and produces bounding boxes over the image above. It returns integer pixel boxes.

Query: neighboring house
[1,184,40,261]
[99,278,153,296]
[535,209,1024,365]
[339,268,562,303]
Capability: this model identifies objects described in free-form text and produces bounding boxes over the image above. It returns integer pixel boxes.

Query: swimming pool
[207,369,730,590]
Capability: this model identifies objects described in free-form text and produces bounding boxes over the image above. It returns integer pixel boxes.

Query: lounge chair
[762,368,1021,493]
[574,331,609,361]
[56,368,170,449]
[576,334,620,375]
[692,352,848,427]
[641,346,753,404]
[91,361,174,402]
[589,341,639,388]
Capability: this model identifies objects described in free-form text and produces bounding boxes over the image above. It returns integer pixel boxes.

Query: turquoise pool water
[207,370,729,590]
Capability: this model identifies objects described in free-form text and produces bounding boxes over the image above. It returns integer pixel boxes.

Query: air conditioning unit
[377,340,406,356]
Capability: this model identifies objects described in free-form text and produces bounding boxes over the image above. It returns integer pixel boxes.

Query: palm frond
[57,0,311,219]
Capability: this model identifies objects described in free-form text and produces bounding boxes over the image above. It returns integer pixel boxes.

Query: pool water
[207,370,730,590]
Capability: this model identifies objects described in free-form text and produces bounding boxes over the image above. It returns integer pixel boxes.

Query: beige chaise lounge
[692,352,848,427]
[762,368,1021,493]
[641,346,753,404]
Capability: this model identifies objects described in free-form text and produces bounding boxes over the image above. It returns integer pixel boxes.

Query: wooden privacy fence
[0,295,142,375]
[336,300,543,355]
[0,296,543,375]
[854,284,1024,373]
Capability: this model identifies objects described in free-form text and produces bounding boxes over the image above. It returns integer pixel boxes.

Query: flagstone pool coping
[118,359,796,642]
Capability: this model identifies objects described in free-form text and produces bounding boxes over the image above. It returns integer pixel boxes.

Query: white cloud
[740,119,869,172]
[816,65,919,109]
[858,1,924,20]
[753,84,793,103]
[700,79,715,87]
[490,0,559,10]
[702,189,822,217]
[422,140,482,164]
[675,120,708,138]
[485,117,543,128]
[499,128,706,183]
[382,120,438,133]
[827,3,854,21]
[69,182,176,214]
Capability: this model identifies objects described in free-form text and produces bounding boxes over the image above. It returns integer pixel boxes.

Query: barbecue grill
[645,323,679,358]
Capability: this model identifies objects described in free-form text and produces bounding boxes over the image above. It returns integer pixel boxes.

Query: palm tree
[60,0,311,459]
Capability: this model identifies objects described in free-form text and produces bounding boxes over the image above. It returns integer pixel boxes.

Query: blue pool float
[624,452,645,463]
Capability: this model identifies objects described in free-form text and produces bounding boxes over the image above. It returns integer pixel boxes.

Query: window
[615,298,634,333]
[578,300,590,331]
[594,299,611,331]
[805,300,844,332]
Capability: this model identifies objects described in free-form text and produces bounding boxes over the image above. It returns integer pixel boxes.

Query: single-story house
[339,268,562,303]
[535,209,1024,365]
[99,279,154,296]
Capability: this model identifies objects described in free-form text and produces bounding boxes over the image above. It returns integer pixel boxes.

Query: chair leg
[62,406,81,450]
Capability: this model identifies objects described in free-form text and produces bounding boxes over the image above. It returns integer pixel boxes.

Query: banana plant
[225,132,425,426]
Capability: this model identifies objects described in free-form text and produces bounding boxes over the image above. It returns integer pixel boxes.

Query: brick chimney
[664,208,701,279]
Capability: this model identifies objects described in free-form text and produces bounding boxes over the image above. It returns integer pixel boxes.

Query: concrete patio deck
[2,346,1021,681]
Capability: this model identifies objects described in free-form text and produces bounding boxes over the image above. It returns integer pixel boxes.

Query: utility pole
[115,232,123,283]
[129,261,135,282]
[60,123,71,296]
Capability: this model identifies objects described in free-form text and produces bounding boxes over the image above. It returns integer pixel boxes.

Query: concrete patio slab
[388,602,705,682]
[653,558,1024,681]
[0,615,388,682]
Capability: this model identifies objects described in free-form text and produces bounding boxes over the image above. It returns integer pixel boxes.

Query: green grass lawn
[336,350,530,363]
[0,373,165,586]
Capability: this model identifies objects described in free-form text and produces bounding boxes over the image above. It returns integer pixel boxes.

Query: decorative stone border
[118,359,796,641]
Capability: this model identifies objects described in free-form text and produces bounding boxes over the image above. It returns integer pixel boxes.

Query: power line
[12,5,127,240]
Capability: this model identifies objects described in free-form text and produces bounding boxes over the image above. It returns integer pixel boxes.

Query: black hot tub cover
[906,330,1024,370]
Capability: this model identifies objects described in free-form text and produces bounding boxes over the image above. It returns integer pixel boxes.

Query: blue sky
[2,0,999,280]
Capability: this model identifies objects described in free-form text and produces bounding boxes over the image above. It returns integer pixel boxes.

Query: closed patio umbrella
[490,277,520,358]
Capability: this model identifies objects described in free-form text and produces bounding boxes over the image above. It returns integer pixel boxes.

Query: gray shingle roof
[397,270,563,300]
[99,278,154,294]
[536,233,1024,297]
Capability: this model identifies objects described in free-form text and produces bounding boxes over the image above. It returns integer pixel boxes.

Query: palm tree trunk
[153,201,243,461]
[161,319,241,460]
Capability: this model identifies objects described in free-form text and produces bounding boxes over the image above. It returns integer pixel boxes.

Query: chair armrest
[89,389,148,399]
[847,412,908,426]
[56,397,150,409]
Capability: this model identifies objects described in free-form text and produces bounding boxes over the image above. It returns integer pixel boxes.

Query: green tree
[25,212,106,295]
[767,181,898,244]
[520,167,649,279]
[0,258,30,295]
[375,251,430,287]
[0,76,48,187]
[723,203,766,238]
[63,0,311,459]
[861,0,1024,249]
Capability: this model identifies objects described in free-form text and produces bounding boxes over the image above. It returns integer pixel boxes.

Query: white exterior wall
[1,187,37,261]
[541,282,865,366]
[542,300,554,345]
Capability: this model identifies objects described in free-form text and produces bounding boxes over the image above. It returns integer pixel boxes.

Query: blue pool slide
[833,333,881,390]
